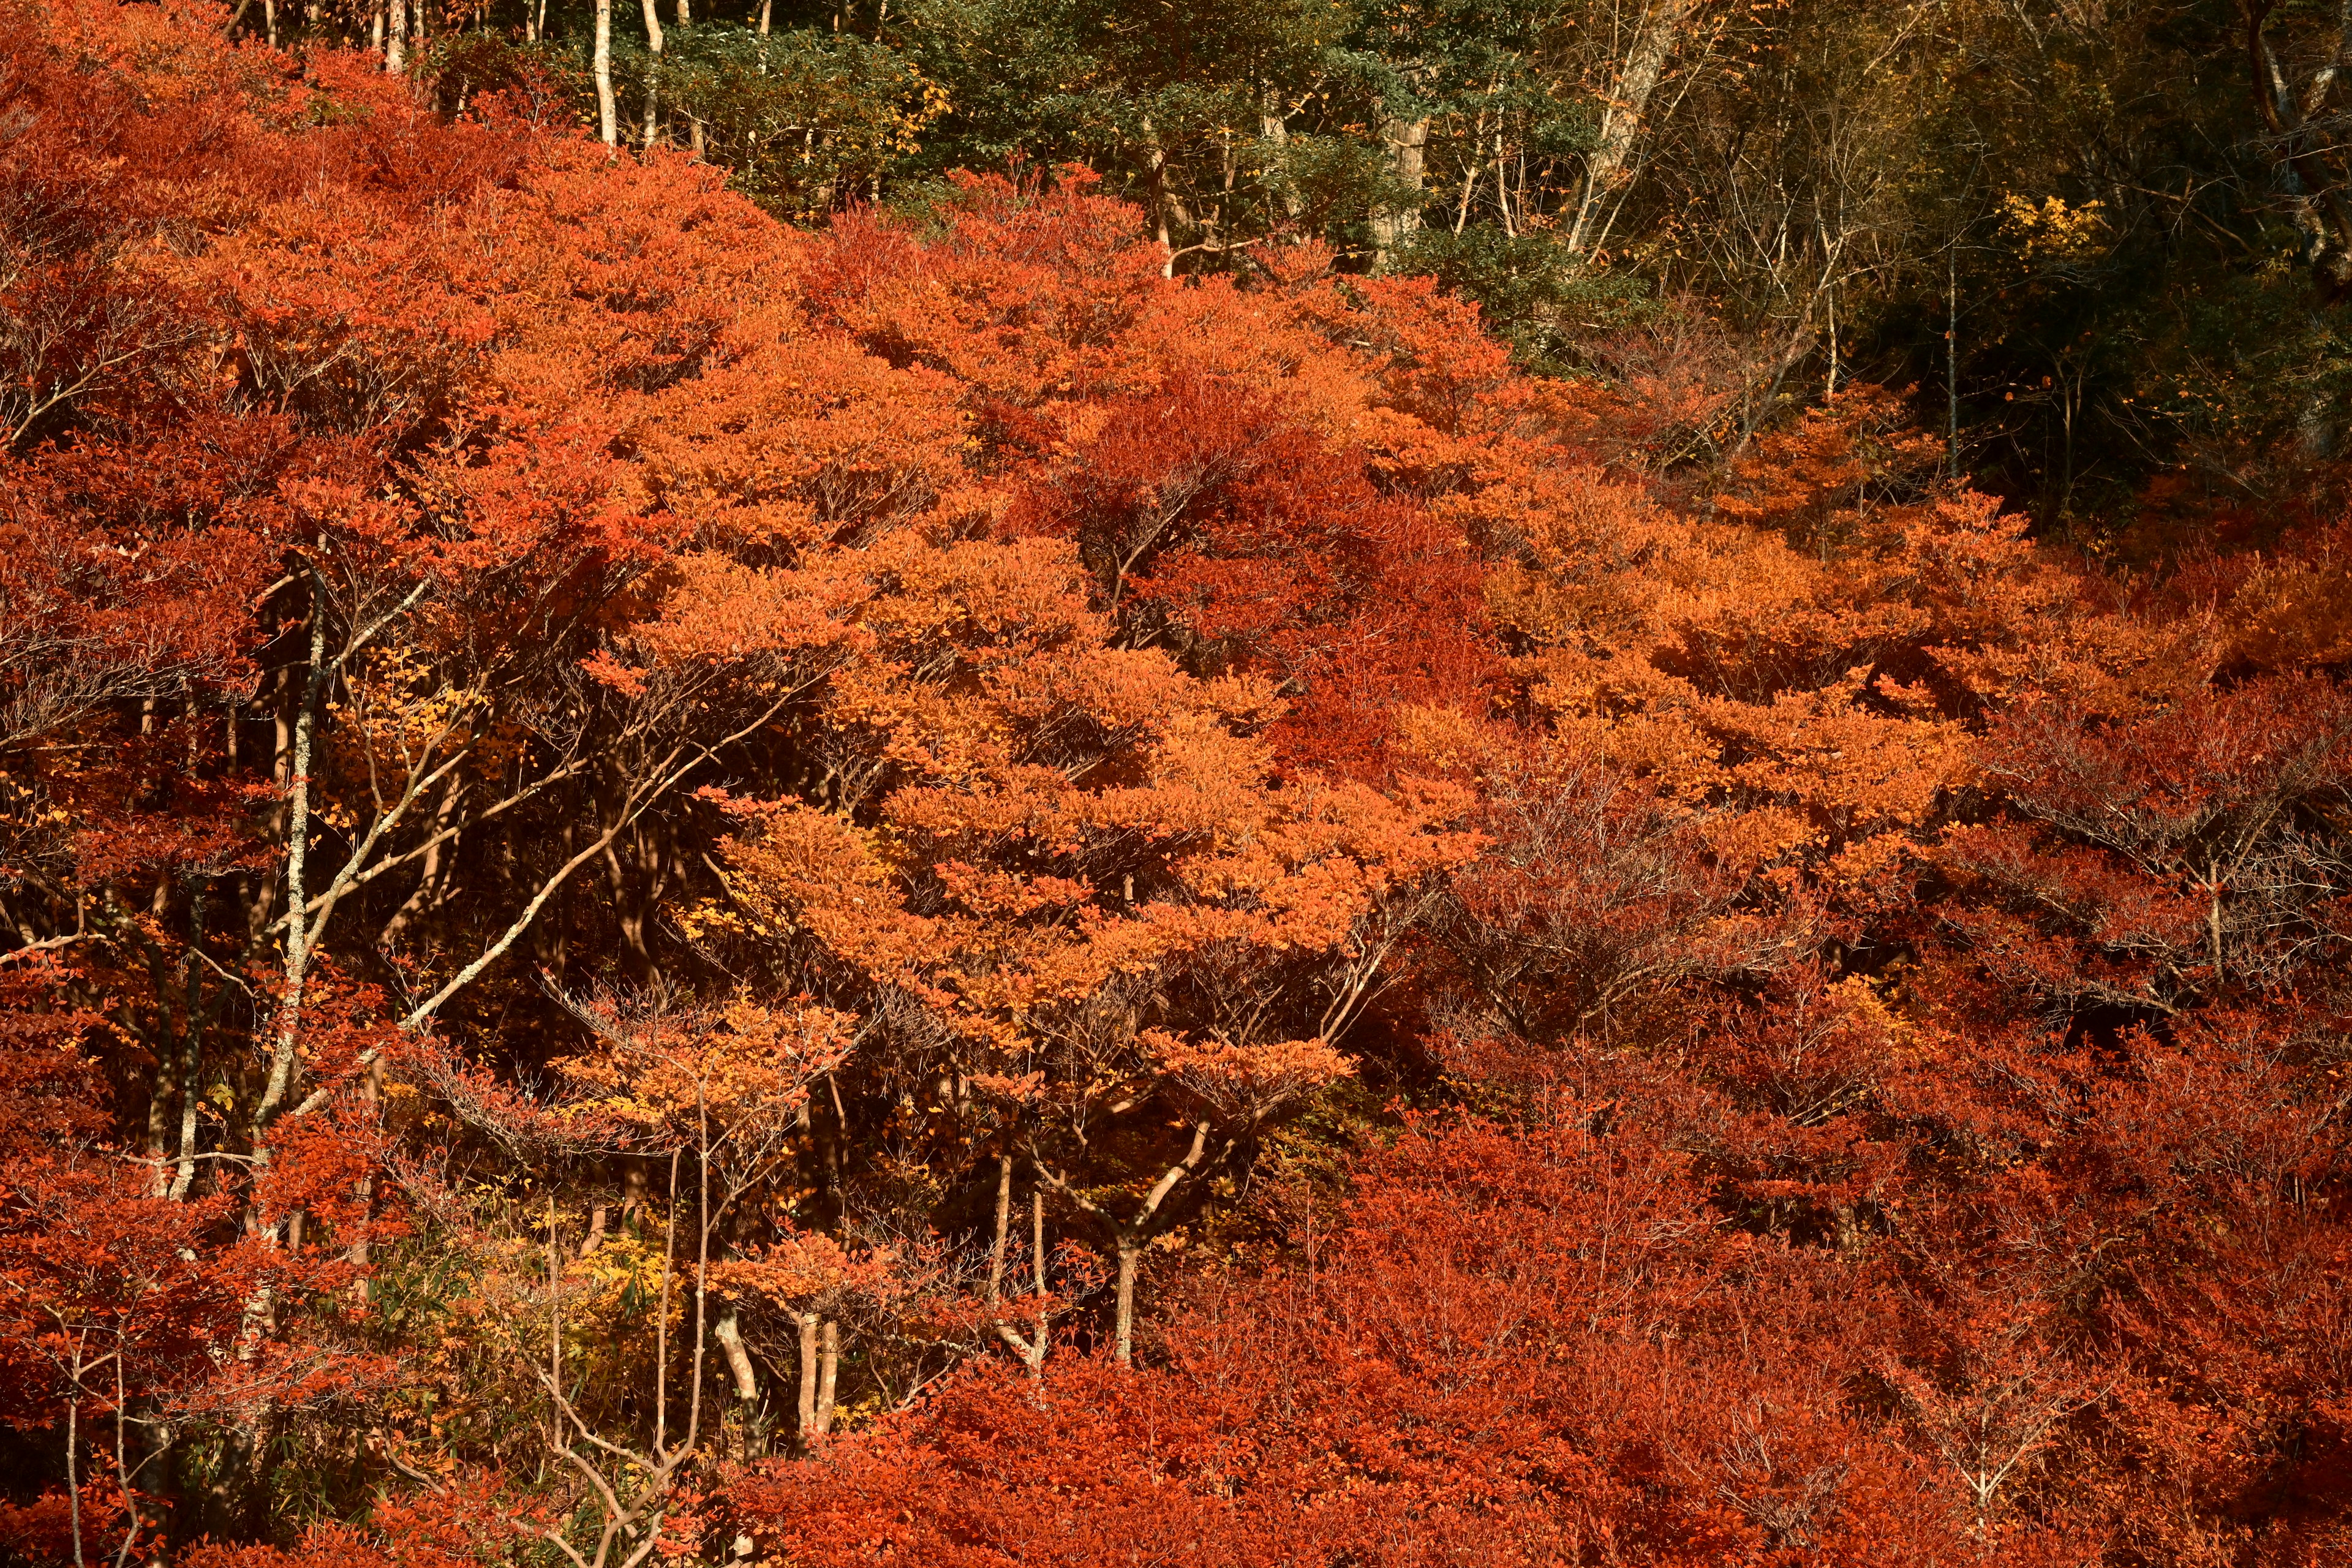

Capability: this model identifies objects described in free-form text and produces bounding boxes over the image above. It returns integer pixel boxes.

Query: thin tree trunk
[1370,117,1430,269]
[594,0,618,146]
[1028,1185,1048,1378]
[986,1155,1050,1378]
[2209,854,2226,982]
[1453,110,1487,235]
[1261,84,1298,219]
[712,1310,761,1458]
[1034,1120,1216,1370]
[1824,284,1839,399]
[814,1319,839,1439]
[345,1055,382,1297]
[1140,113,1175,271]
[150,882,204,1198]
[65,1360,83,1568]
[1114,1239,1142,1367]
[255,578,328,1128]
[380,775,464,948]
[1567,0,1700,255]
[640,0,665,148]
[795,1312,820,1450]
[986,1153,1014,1303]
[1946,245,1960,475]
[1495,127,1515,236]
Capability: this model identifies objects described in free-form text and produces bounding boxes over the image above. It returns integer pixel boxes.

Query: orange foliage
[1,7,2347,1566]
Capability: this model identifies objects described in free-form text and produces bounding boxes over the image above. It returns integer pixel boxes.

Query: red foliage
[0,7,2347,1566]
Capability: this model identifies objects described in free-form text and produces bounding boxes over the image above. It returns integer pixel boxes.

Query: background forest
[5,1,2352,1566]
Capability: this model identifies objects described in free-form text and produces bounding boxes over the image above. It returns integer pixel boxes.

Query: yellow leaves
[1999,193,2108,263]
[672,895,764,943]
[325,644,483,787]
[1824,971,1912,1051]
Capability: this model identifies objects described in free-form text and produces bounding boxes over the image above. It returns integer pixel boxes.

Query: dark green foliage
[1395,226,1649,375]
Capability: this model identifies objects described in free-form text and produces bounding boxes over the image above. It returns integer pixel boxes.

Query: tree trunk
[814,1318,839,1439]
[1114,1237,1142,1366]
[712,1310,763,1458]
[987,1155,1051,1379]
[2245,4,2352,297]
[2208,854,2226,982]
[1261,85,1299,220]
[640,0,665,149]
[1369,118,1429,270]
[1034,1120,1217,1370]
[795,1311,819,1452]
[1025,1186,1048,1378]
[1566,0,1700,256]
[594,0,617,146]
[1140,114,1175,271]
[255,575,327,1129]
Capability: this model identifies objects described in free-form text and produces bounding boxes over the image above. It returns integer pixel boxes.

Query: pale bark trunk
[1140,114,1176,274]
[712,1310,763,1458]
[2208,855,2226,982]
[714,1311,757,1400]
[815,1319,839,1439]
[640,0,665,149]
[987,1155,1050,1378]
[255,579,327,1128]
[1370,118,1430,270]
[1026,1186,1047,1375]
[795,1312,819,1450]
[380,774,463,948]
[151,884,205,1199]
[594,0,618,146]
[1114,1240,1142,1367]
[1261,86,1299,220]
[1566,0,1700,255]
[1035,1119,1216,1370]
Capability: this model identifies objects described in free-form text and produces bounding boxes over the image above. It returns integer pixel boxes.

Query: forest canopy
[2,1,2351,1565]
